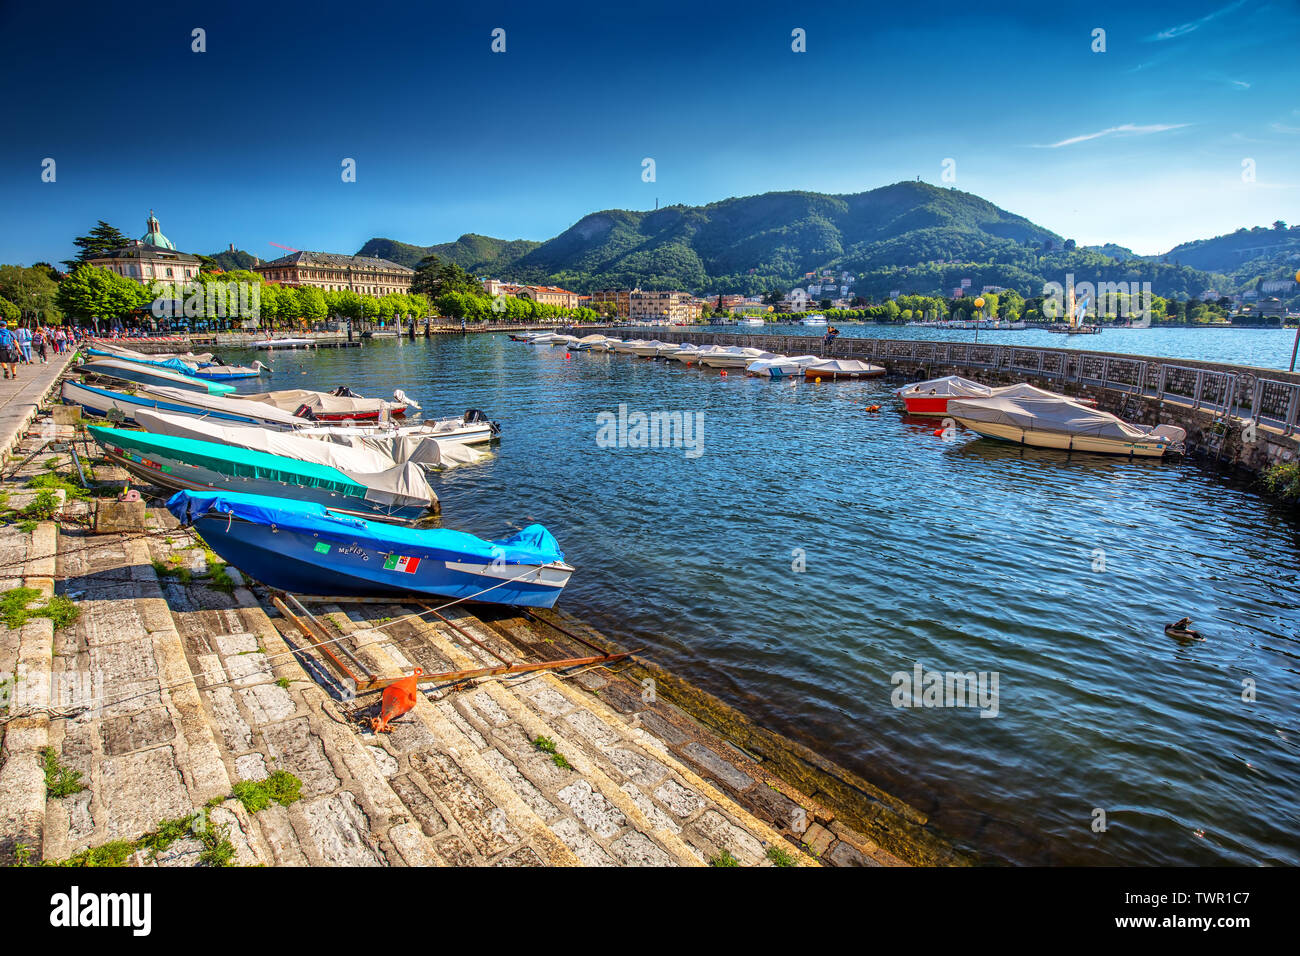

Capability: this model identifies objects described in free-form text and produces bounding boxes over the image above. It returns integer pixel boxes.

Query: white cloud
[1031,123,1191,149]
[1146,0,1249,42]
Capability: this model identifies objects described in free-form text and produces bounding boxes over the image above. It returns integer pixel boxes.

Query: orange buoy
[565,352,571,358]
[371,667,424,733]
[933,428,944,437]
[720,370,727,377]
[815,377,822,383]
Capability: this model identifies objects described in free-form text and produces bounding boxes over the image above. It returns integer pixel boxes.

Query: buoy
[565,352,571,358]
[371,667,424,733]
[815,377,822,383]
[933,428,944,437]
[720,370,727,376]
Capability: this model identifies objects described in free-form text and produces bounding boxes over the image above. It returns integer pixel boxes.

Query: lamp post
[1290,270,1300,372]
[973,296,985,345]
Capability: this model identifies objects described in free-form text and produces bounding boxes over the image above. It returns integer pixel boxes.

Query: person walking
[35,327,48,363]
[16,325,31,364]
[0,323,18,380]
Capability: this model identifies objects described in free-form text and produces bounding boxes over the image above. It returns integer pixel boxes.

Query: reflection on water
[229,336,1300,865]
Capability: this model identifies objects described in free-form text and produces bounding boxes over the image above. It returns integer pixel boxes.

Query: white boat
[252,337,315,350]
[665,345,708,363]
[611,339,648,354]
[803,359,885,380]
[549,334,581,347]
[745,355,822,378]
[629,340,673,357]
[740,317,765,326]
[75,358,236,395]
[571,334,610,351]
[655,343,687,358]
[698,347,777,368]
[948,385,1185,457]
[191,360,272,381]
[801,315,828,327]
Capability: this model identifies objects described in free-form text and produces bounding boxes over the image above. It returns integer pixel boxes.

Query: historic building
[482,279,580,309]
[629,289,699,323]
[88,211,202,286]
[254,251,413,295]
[588,288,632,318]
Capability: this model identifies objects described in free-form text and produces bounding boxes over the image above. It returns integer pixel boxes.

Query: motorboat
[804,359,885,380]
[628,340,673,357]
[611,339,648,354]
[87,424,440,522]
[190,360,272,381]
[75,358,236,395]
[252,338,315,349]
[698,347,778,368]
[235,387,413,422]
[740,317,765,326]
[62,380,305,428]
[947,385,1185,457]
[746,355,822,378]
[801,315,828,327]
[898,375,995,416]
[167,490,573,607]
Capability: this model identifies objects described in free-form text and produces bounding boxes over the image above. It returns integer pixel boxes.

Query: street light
[973,296,985,345]
[1290,269,1300,372]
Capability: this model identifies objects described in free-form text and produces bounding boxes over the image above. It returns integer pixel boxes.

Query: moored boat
[947,386,1185,457]
[252,338,315,349]
[745,355,821,378]
[166,490,573,607]
[804,359,885,380]
[698,347,778,368]
[898,375,994,416]
[190,360,272,381]
[75,358,237,395]
[87,424,439,521]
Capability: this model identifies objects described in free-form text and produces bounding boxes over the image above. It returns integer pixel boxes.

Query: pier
[607,328,1300,474]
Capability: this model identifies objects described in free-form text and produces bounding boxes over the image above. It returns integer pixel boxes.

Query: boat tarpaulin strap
[166,490,564,565]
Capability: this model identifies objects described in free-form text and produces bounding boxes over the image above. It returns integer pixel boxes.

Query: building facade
[630,289,700,323]
[88,211,202,286]
[588,288,632,318]
[254,251,413,296]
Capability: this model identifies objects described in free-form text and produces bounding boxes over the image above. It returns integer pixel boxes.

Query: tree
[0,296,19,323]
[63,221,129,271]
[0,264,63,324]
[55,264,149,323]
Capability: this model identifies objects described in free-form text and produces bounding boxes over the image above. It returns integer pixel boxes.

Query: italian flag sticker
[383,554,421,574]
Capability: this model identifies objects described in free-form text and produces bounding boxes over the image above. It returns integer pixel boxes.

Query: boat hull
[193,515,571,607]
[901,396,954,416]
[804,368,884,380]
[63,380,279,427]
[951,418,1176,457]
[98,445,432,521]
[77,361,235,395]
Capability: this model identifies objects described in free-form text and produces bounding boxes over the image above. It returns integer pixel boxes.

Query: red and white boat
[899,376,1100,416]
[898,375,994,416]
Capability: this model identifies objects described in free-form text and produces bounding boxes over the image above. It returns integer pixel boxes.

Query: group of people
[0,323,83,380]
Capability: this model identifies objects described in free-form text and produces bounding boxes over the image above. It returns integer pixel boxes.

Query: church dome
[141,210,176,250]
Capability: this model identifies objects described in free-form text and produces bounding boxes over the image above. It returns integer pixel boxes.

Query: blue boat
[166,490,574,607]
[61,380,304,428]
[75,357,236,395]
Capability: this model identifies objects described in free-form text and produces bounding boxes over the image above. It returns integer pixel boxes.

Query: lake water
[227,334,1300,865]
[703,323,1300,371]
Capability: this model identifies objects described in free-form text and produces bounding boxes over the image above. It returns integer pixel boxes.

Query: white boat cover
[948,385,1188,443]
[303,426,487,469]
[238,389,398,417]
[805,359,884,375]
[131,409,439,509]
[139,385,307,427]
[899,375,993,398]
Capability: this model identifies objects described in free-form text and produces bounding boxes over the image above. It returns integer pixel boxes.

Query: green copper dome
[141,210,175,250]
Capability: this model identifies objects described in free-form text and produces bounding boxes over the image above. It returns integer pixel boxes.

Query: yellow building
[255,251,413,295]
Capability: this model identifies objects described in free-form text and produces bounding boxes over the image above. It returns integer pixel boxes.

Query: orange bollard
[371,667,424,733]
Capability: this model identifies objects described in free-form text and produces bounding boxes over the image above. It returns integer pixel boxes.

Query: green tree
[55,264,149,323]
[63,221,129,271]
[0,264,62,324]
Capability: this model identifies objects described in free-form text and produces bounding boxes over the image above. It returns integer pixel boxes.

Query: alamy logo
[595,404,705,459]
[50,887,151,936]
[891,662,1000,718]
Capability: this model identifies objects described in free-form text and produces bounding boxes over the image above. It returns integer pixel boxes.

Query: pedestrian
[17,325,31,364]
[0,323,18,380]
[36,327,48,363]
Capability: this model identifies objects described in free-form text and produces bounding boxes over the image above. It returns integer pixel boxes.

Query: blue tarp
[166,490,565,565]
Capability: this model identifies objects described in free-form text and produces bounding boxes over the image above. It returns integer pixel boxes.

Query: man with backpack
[0,323,18,379]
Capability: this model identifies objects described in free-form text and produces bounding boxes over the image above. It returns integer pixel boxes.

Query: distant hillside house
[88,210,201,286]
[630,290,700,323]
[254,251,413,295]
[1261,279,1297,294]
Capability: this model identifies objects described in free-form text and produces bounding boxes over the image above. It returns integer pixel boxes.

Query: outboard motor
[464,409,502,435]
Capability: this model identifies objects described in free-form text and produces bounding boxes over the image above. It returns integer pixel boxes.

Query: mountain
[205,248,261,271]
[355,182,1231,299]
[356,234,541,271]
[1156,224,1300,291]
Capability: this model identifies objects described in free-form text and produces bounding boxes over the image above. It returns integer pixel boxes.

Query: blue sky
[1,0,1297,266]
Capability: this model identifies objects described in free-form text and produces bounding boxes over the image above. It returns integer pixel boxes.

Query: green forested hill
[356,234,541,271]
[353,181,1251,299]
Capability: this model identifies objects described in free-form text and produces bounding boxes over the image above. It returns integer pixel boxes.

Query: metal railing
[603,328,1300,436]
